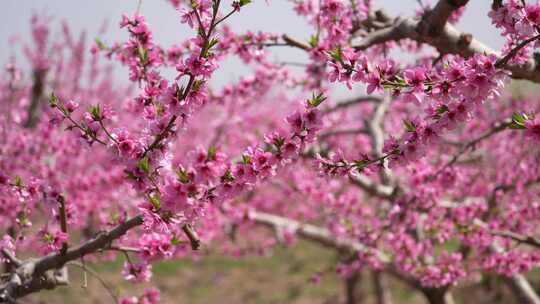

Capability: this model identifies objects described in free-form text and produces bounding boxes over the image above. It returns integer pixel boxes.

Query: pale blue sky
[0,0,503,90]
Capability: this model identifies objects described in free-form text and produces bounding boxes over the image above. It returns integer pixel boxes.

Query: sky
[0,0,504,92]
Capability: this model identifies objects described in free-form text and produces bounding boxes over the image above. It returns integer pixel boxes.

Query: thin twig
[67,262,119,304]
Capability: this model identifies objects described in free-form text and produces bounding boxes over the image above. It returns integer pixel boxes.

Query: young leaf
[207,146,217,161]
[138,157,150,174]
[149,194,161,211]
[90,104,102,121]
[49,92,58,108]
[403,119,417,132]
[308,92,327,107]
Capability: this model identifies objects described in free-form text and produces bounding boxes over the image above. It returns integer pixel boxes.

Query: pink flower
[140,288,161,304]
[525,116,540,143]
[123,261,152,283]
[366,73,382,94]
[38,229,68,254]
[0,236,14,263]
[403,67,427,92]
[286,110,304,133]
[65,100,79,112]
[138,233,173,261]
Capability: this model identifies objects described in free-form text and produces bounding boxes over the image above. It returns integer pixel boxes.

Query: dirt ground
[24,241,532,304]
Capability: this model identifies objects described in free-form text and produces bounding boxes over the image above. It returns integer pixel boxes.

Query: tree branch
[0,215,143,301]
[417,0,470,37]
[250,211,374,256]
[23,69,46,128]
[353,9,540,83]
[348,173,395,199]
[324,95,382,114]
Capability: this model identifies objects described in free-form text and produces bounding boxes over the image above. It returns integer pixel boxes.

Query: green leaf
[308,92,327,107]
[273,136,285,148]
[43,233,54,244]
[221,170,235,183]
[49,92,58,108]
[436,105,449,114]
[201,38,219,58]
[126,171,137,180]
[403,119,417,132]
[239,0,251,6]
[13,175,24,188]
[95,38,107,50]
[193,79,205,91]
[510,112,527,129]
[354,159,369,170]
[509,122,527,129]
[175,166,190,183]
[18,211,29,226]
[138,157,150,174]
[241,154,251,164]
[171,234,184,246]
[90,104,102,121]
[512,112,527,124]
[207,146,217,161]
[149,194,161,211]
[309,34,319,48]
[137,45,149,65]
[330,47,342,63]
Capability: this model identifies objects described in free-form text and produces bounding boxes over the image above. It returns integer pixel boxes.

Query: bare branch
[491,230,540,248]
[0,250,21,268]
[490,243,540,304]
[417,0,470,37]
[182,224,201,250]
[0,215,142,301]
[352,9,540,83]
[372,271,393,304]
[348,173,395,199]
[23,69,46,128]
[432,118,511,177]
[67,262,119,304]
[324,95,382,114]
[319,128,368,139]
[281,34,311,51]
[250,211,375,256]
[504,274,540,304]
[57,195,69,255]
[365,93,393,183]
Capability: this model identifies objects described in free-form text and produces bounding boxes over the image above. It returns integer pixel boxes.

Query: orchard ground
[30,239,537,304]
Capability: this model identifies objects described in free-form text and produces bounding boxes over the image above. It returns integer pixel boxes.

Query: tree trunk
[421,287,455,304]
[372,271,393,304]
[504,274,540,304]
[345,272,362,304]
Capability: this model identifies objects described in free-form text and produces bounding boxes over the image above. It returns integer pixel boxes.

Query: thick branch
[324,95,382,114]
[504,274,540,304]
[348,173,395,199]
[319,128,368,139]
[0,215,142,301]
[366,93,392,183]
[34,215,142,276]
[250,211,372,255]
[491,230,540,248]
[433,118,511,176]
[372,271,393,304]
[353,10,540,83]
[417,0,470,37]
[23,69,46,128]
[281,34,310,51]
[490,241,540,304]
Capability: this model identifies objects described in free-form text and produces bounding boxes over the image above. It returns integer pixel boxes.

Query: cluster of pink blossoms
[490,0,540,64]
[5,0,540,302]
